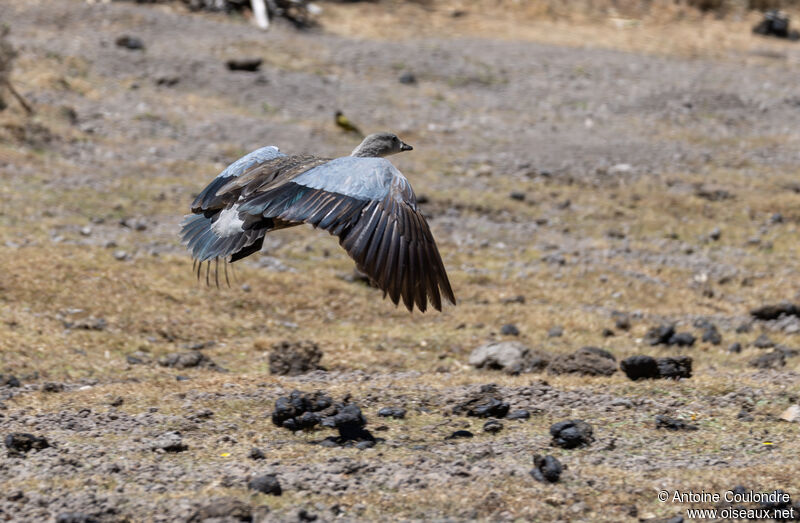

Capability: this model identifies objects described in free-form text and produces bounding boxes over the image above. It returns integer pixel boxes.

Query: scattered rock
[753,10,800,40]
[728,342,742,353]
[0,374,20,387]
[753,334,775,349]
[188,497,253,522]
[694,186,733,201]
[547,325,564,338]
[4,432,50,456]
[453,385,510,418]
[42,382,64,393]
[656,356,693,379]
[248,474,282,496]
[737,409,755,422]
[779,405,800,423]
[398,71,417,84]
[749,351,785,369]
[445,430,474,440]
[113,250,129,261]
[320,403,374,443]
[248,448,265,460]
[126,351,150,365]
[500,323,520,336]
[751,303,800,321]
[483,419,503,434]
[708,227,722,241]
[509,191,526,201]
[620,355,660,380]
[157,350,222,370]
[115,35,144,50]
[65,317,107,331]
[506,409,531,420]
[550,419,594,449]
[268,340,323,376]
[620,355,692,380]
[377,407,406,419]
[298,509,318,522]
[548,347,617,376]
[226,57,262,72]
[701,325,722,345]
[501,295,525,304]
[668,332,696,347]
[644,324,675,346]
[655,415,698,431]
[530,454,563,483]
[613,312,631,331]
[149,431,188,453]
[468,341,551,375]
[271,390,333,431]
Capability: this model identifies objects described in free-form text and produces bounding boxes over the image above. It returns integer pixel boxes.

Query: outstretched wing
[236,157,456,312]
[181,149,328,267]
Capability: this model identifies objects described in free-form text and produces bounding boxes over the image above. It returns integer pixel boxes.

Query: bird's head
[351,132,413,158]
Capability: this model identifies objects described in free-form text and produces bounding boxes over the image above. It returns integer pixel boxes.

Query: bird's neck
[350,143,383,158]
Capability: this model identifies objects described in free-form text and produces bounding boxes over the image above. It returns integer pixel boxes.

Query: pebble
[500,323,520,336]
[550,419,594,449]
[753,334,774,349]
[445,430,474,440]
[149,431,188,453]
[115,35,144,50]
[749,351,785,369]
[248,448,265,460]
[506,409,531,420]
[483,419,503,434]
[226,58,263,72]
[248,474,282,495]
[655,415,698,431]
[530,454,563,483]
[547,326,564,338]
[377,407,406,419]
[4,433,51,456]
[268,340,323,376]
[398,72,417,84]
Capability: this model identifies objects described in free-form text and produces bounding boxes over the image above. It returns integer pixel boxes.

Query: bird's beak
[400,142,413,152]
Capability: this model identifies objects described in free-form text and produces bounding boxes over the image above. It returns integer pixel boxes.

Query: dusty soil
[2,0,800,521]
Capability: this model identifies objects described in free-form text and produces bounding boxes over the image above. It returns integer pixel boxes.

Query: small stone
[701,325,722,345]
[189,497,252,522]
[547,326,563,338]
[656,356,693,379]
[466,397,510,418]
[0,374,20,387]
[530,454,563,483]
[4,433,50,456]
[468,341,551,375]
[779,405,800,422]
[398,72,417,84]
[550,419,593,449]
[709,227,722,241]
[770,212,784,224]
[377,407,406,419]
[56,513,99,523]
[753,334,775,349]
[42,382,64,393]
[445,430,474,440]
[500,323,520,336]
[113,250,129,261]
[620,355,660,380]
[644,324,675,346]
[158,351,220,370]
[248,474,281,495]
[668,332,696,347]
[483,419,503,433]
[226,58,263,72]
[150,431,187,453]
[248,448,265,460]
[548,347,617,377]
[509,191,526,201]
[268,340,323,376]
[298,509,318,522]
[506,409,530,420]
[601,328,615,337]
[613,312,631,331]
[115,35,144,50]
[737,409,755,422]
[751,303,800,321]
[655,415,698,431]
[749,351,785,369]
[728,342,742,353]
[79,226,92,236]
[501,295,525,304]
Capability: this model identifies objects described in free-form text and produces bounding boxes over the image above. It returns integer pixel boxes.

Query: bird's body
[181,133,455,312]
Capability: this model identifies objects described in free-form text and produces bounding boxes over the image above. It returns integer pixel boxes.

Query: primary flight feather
[181,132,456,313]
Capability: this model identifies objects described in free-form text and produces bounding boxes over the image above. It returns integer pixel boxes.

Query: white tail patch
[211,205,245,237]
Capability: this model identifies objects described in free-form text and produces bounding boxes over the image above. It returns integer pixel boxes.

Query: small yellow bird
[334,110,363,137]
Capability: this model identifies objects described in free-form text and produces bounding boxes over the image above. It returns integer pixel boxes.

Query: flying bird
[181,132,456,313]
[334,110,363,137]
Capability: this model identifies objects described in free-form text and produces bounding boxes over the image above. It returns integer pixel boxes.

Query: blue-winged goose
[181,133,456,312]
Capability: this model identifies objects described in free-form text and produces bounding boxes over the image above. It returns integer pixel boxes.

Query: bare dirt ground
[2,0,800,521]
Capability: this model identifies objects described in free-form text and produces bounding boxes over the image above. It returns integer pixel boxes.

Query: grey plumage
[180,133,455,312]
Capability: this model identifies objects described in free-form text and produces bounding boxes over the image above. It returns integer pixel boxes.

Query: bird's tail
[179,214,265,287]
